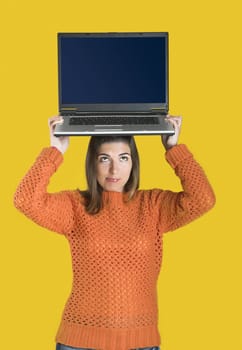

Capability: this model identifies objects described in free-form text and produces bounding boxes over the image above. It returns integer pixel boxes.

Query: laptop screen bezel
[58,32,169,113]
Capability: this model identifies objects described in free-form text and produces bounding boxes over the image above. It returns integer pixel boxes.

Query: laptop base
[54,114,174,136]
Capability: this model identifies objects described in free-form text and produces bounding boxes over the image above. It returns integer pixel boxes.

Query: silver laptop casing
[54,32,174,136]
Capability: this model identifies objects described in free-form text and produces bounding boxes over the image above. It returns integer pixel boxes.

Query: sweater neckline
[102,191,128,206]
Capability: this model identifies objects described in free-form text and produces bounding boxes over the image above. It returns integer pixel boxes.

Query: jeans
[56,344,160,350]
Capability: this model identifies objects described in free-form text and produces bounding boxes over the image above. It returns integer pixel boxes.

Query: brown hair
[81,135,140,214]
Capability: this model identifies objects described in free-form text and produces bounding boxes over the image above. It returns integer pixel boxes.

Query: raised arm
[14,117,74,235]
[48,116,69,155]
[152,115,216,232]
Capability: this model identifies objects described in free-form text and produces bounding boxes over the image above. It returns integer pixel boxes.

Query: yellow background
[1,0,241,349]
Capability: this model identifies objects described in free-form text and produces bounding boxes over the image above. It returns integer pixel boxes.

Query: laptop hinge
[60,108,78,116]
[151,108,167,114]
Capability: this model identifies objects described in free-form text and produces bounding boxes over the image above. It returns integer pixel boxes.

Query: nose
[109,159,119,174]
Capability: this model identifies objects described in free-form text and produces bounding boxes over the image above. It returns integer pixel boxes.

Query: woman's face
[96,142,132,192]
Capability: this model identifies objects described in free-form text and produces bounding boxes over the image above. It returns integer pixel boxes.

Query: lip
[106,177,120,183]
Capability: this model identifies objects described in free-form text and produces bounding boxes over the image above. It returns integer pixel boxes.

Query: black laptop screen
[59,35,168,105]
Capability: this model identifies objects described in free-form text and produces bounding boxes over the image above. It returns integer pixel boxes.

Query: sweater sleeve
[151,144,216,233]
[14,147,75,235]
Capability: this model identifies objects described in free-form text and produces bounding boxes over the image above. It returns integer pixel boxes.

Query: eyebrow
[119,152,131,156]
[97,152,131,157]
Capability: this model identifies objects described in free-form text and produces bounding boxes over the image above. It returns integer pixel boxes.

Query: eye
[98,155,110,163]
[119,155,130,162]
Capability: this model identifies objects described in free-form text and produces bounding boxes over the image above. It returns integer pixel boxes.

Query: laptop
[54,32,174,136]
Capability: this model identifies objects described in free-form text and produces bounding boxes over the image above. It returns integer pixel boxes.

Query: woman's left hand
[161,115,182,151]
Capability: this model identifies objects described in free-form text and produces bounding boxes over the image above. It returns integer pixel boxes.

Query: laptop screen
[58,33,168,108]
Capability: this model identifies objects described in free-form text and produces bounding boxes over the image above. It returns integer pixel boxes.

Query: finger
[165,117,177,128]
[165,115,182,122]
[165,116,182,129]
[48,116,63,127]
[166,116,179,121]
[49,116,63,124]
[52,119,64,126]
[49,118,64,132]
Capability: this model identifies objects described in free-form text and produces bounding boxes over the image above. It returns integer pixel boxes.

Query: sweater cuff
[165,144,193,169]
[39,147,63,170]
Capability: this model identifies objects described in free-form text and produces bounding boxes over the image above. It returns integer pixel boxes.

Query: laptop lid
[58,32,169,114]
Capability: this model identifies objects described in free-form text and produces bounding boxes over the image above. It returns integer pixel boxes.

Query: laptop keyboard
[69,115,160,126]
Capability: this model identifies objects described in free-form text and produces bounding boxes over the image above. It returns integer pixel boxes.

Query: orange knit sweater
[14,144,215,350]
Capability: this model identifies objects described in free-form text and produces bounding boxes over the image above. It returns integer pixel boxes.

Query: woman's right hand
[48,116,70,154]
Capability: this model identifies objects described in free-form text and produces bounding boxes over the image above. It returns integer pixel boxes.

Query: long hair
[81,135,140,214]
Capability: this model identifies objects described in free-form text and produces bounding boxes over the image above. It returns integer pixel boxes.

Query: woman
[14,115,215,350]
